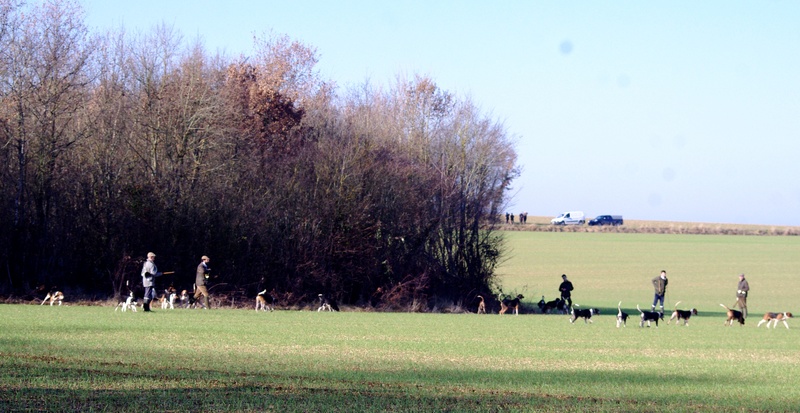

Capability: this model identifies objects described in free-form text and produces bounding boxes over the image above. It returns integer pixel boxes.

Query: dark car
[588,215,623,226]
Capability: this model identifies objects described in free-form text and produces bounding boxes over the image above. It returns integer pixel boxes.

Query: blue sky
[83,1,800,226]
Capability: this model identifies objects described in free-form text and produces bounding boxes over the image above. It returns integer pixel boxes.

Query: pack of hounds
[114,287,195,312]
[38,288,794,328]
[476,293,793,329]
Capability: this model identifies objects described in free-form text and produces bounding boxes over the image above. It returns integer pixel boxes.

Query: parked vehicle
[550,211,585,225]
[588,215,624,226]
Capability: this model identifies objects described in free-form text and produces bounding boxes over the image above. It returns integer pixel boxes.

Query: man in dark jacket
[193,255,211,309]
[559,274,574,311]
[651,270,668,312]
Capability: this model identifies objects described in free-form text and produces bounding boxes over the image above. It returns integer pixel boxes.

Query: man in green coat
[193,255,211,309]
[651,270,668,312]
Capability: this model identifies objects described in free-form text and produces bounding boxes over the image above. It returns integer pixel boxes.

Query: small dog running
[637,304,664,327]
[720,304,745,326]
[616,301,630,328]
[41,291,64,306]
[570,305,599,324]
[757,312,793,329]
[499,294,524,315]
[667,301,698,326]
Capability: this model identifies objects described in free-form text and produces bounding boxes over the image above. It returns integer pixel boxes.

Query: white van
[550,211,585,225]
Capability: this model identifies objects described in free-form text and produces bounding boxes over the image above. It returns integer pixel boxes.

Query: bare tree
[0,0,95,290]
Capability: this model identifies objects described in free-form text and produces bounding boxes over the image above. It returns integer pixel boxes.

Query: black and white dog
[570,305,600,324]
[499,294,524,315]
[115,292,138,312]
[317,293,339,312]
[637,304,664,327]
[720,304,745,326]
[668,301,698,326]
[616,301,630,328]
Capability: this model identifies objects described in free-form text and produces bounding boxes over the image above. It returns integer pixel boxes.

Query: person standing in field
[194,255,212,309]
[141,252,163,312]
[559,274,574,311]
[735,273,749,318]
[651,270,668,312]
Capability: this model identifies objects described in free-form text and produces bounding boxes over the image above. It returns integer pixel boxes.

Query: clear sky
[82,1,800,226]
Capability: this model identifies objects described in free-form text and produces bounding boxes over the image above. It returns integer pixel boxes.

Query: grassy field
[2,230,800,412]
[496,231,800,314]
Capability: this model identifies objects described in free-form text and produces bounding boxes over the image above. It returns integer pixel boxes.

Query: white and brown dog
[179,290,190,308]
[668,301,698,326]
[499,294,524,315]
[570,305,599,324]
[616,301,630,328]
[757,312,793,329]
[256,289,276,312]
[720,304,745,326]
[160,287,177,309]
[637,304,664,327]
[41,291,64,306]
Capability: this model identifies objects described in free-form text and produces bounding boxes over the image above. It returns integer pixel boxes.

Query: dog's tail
[636,304,643,314]
[719,303,731,311]
[673,301,681,311]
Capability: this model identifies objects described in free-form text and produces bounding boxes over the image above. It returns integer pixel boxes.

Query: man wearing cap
[194,255,211,309]
[141,252,163,312]
[735,273,749,318]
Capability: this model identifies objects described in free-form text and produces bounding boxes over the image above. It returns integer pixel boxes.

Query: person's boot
[143,300,151,312]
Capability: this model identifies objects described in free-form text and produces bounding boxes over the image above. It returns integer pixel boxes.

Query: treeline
[0,0,518,308]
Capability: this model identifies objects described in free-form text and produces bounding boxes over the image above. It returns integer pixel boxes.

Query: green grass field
[2,231,800,412]
[497,231,800,314]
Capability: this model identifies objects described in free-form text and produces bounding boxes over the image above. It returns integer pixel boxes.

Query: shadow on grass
[1,362,792,412]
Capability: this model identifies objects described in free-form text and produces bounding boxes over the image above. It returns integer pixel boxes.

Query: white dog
[115,293,138,312]
[159,288,177,309]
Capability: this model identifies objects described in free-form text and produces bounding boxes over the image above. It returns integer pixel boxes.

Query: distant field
[495,230,800,314]
[503,215,800,236]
